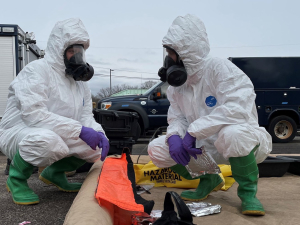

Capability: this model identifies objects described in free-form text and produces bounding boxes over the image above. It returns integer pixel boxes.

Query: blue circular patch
[205,96,217,107]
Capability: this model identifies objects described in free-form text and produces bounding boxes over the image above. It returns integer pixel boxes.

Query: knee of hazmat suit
[158,14,271,165]
[0,18,105,166]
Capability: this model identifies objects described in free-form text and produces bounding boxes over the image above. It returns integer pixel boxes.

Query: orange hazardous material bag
[95,151,154,224]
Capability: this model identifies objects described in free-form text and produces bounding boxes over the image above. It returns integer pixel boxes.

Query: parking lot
[0,136,299,224]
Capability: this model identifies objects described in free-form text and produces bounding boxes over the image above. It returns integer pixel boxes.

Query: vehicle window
[143,81,161,95]
[161,82,169,98]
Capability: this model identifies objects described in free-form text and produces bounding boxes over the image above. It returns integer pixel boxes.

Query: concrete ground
[0,136,299,224]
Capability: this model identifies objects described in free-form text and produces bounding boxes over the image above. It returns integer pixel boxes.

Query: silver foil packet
[185,146,221,178]
[150,210,162,219]
[186,202,222,217]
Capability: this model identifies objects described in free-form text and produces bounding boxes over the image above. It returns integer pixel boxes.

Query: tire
[268,116,297,143]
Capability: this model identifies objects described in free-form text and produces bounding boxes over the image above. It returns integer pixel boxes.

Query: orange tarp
[95,154,144,212]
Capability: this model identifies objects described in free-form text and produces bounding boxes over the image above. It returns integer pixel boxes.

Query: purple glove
[97,132,110,161]
[79,126,101,150]
[167,135,190,166]
[182,132,202,159]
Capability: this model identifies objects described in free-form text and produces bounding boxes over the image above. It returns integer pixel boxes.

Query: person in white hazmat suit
[148,14,272,216]
[0,18,109,205]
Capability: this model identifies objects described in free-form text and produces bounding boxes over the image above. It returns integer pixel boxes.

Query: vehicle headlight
[101,102,112,110]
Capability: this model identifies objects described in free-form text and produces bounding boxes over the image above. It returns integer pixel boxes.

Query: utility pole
[110,69,114,96]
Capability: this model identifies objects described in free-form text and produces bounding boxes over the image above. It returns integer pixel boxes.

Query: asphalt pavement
[132,135,300,155]
[271,135,300,154]
[0,136,299,224]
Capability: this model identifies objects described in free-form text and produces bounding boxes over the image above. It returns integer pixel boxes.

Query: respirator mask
[64,44,94,81]
[158,46,187,87]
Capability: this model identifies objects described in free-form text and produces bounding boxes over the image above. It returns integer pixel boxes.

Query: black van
[229,57,300,143]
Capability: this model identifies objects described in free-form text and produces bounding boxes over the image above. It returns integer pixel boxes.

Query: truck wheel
[268,116,297,143]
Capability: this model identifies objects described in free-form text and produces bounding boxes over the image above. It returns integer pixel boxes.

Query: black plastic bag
[153,191,195,225]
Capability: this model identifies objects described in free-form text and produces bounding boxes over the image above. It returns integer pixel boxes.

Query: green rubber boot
[170,164,224,201]
[39,156,86,192]
[6,151,39,205]
[229,146,265,216]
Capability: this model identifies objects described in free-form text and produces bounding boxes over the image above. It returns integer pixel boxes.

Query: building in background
[0,24,43,118]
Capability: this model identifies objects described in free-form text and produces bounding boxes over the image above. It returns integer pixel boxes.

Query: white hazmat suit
[148,14,272,168]
[0,18,104,167]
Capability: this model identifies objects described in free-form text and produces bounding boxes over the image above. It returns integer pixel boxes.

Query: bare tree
[141,80,158,89]
[91,94,100,104]
[96,84,138,100]
[95,81,158,101]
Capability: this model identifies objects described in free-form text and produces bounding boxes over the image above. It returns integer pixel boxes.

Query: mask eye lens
[73,46,84,56]
[67,49,74,54]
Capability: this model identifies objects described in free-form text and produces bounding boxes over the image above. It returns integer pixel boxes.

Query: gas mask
[158,48,187,87]
[64,44,94,81]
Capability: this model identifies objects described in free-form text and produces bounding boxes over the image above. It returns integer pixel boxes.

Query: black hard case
[93,109,139,139]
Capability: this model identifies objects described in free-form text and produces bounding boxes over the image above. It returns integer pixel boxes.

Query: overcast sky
[1,0,300,95]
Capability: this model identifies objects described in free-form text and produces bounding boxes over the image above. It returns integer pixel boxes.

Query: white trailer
[0,24,43,118]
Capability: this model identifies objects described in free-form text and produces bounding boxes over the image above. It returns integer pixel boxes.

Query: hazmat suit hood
[162,14,210,82]
[44,18,90,74]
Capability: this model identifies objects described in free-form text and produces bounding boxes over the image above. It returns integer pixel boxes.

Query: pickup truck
[97,81,169,138]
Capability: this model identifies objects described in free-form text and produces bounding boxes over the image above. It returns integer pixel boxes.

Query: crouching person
[0,18,109,205]
[148,14,272,216]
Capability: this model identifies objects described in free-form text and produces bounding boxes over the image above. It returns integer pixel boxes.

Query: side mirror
[150,87,162,100]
